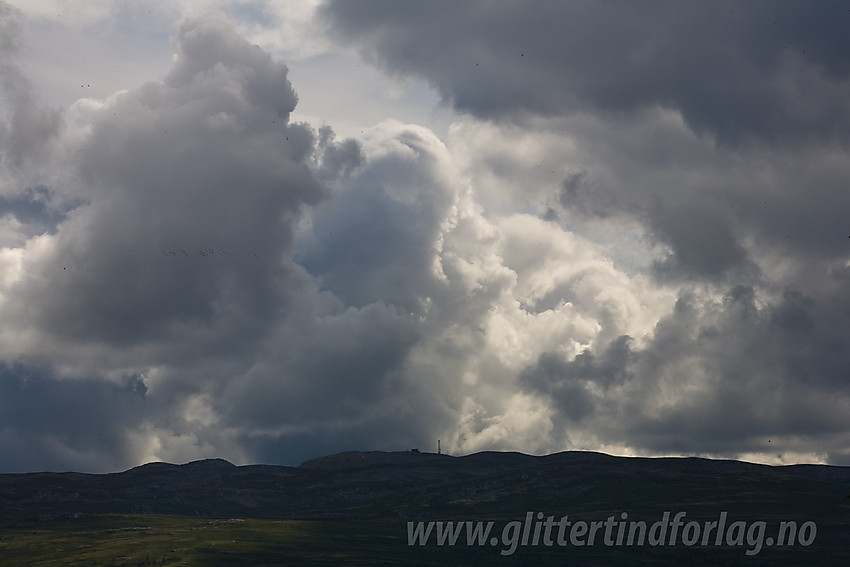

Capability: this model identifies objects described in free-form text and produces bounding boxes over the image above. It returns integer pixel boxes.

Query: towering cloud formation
[1,2,849,471]
[0,10,344,470]
[315,1,850,464]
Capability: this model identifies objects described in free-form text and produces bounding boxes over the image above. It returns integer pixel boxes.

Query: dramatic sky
[1,1,849,472]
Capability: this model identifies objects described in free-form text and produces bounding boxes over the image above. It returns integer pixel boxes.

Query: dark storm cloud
[2,2,848,472]
[222,303,420,428]
[0,10,381,470]
[0,361,151,472]
[521,334,634,416]
[550,115,850,283]
[521,282,850,458]
[1,10,468,471]
[8,12,326,350]
[648,200,754,283]
[558,164,755,283]
[223,123,465,462]
[221,301,427,464]
[320,0,850,290]
[321,0,850,147]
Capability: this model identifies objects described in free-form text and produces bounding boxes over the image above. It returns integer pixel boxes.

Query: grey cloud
[0,3,63,170]
[296,124,454,314]
[0,362,150,473]
[321,0,850,147]
[519,336,635,428]
[521,284,850,461]
[0,9,452,470]
[222,302,420,429]
[558,168,609,219]
[541,109,850,285]
[311,125,364,185]
[320,0,850,288]
[0,12,379,470]
[219,124,470,461]
[0,185,85,237]
[9,12,324,351]
[827,450,850,467]
[649,201,755,283]
[3,4,849,472]
[166,13,298,121]
[219,300,432,465]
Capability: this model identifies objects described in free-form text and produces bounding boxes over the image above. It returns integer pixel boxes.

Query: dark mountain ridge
[1,450,848,525]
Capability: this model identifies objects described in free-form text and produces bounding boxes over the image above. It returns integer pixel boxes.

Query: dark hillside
[1,451,848,565]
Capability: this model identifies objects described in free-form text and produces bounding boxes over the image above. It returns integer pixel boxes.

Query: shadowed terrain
[1,450,848,565]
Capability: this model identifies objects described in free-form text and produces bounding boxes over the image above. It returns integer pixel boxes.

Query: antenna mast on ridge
[438,439,441,455]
